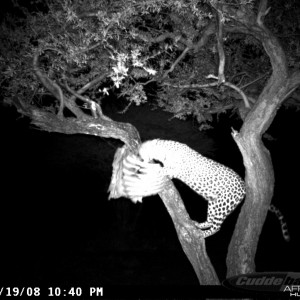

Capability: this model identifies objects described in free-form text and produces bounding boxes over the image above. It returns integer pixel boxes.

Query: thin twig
[162,47,190,79]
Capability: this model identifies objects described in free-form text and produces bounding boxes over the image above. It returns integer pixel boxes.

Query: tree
[1,0,299,285]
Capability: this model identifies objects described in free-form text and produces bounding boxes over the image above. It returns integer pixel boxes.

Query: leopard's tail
[269,204,290,242]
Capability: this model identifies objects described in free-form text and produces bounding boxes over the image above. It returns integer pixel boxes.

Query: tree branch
[287,70,300,92]
[193,23,216,52]
[63,77,112,121]
[224,82,250,108]
[158,185,220,285]
[68,73,109,104]
[216,9,226,84]
[17,105,141,150]
[31,49,141,150]
[163,79,250,108]
[240,72,269,90]
[162,47,190,79]
[33,50,64,119]
[135,22,215,54]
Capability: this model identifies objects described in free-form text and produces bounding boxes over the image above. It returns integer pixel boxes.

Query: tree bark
[158,182,220,285]
[226,0,300,277]
[227,129,274,275]
[227,71,300,276]
[14,99,141,150]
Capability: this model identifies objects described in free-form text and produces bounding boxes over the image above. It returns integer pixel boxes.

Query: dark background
[0,101,299,288]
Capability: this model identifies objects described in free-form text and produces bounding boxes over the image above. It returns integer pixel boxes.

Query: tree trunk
[158,182,220,285]
[226,72,300,277]
[227,130,274,276]
[225,0,300,277]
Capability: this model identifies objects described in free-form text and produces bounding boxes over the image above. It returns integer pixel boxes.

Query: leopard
[109,139,290,241]
[137,139,246,238]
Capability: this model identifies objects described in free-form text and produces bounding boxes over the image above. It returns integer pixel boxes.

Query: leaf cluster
[1,0,299,128]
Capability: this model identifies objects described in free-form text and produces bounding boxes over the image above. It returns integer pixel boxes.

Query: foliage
[0,0,299,129]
